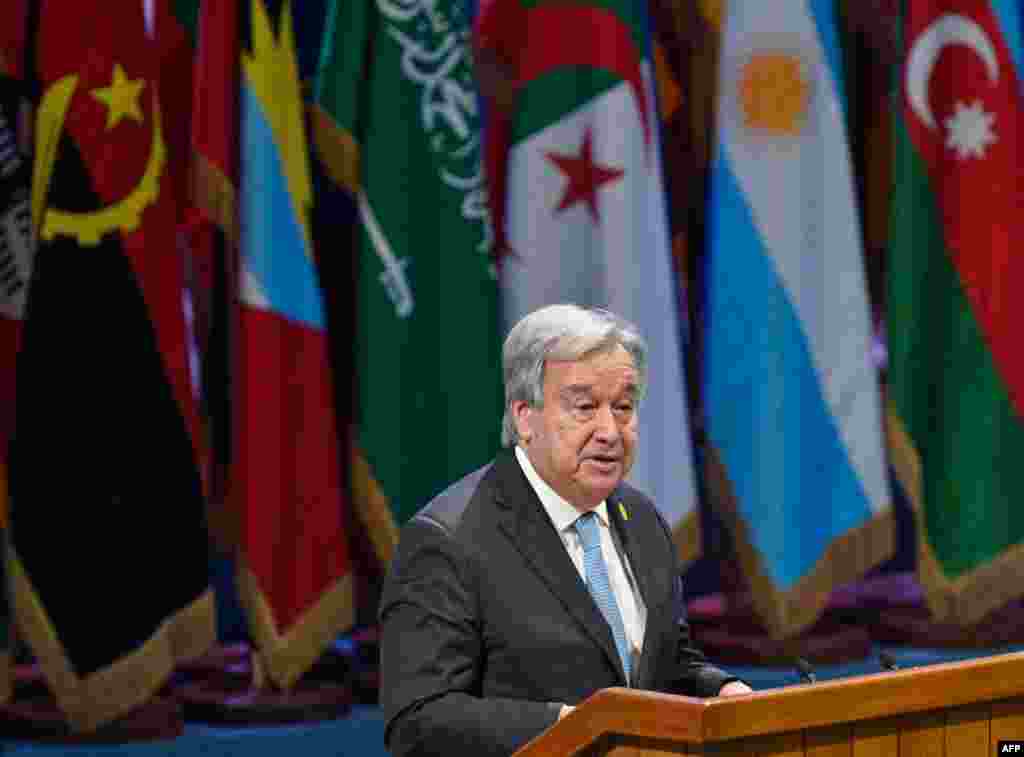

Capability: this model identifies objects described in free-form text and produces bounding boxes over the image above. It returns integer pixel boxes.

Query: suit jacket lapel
[607,489,662,689]
[492,452,628,684]
[607,492,656,608]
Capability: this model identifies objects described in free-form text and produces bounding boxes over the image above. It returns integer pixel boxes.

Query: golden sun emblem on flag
[737,51,809,136]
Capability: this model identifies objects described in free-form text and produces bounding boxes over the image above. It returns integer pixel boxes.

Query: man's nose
[592,405,620,442]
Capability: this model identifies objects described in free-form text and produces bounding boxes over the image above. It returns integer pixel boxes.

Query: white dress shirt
[515,446,647,677]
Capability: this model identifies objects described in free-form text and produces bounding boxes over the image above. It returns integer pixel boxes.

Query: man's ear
[510,400,533,443]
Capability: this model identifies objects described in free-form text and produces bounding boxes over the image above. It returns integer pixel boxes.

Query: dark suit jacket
[379,449,737,757]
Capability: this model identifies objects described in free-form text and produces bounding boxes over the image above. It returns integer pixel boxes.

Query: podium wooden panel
[514,651,1024,756]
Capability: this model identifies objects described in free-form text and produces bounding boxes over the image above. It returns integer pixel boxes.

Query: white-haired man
[380,304,751,757]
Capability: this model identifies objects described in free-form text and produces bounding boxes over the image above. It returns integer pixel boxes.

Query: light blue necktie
[575,511,632,684]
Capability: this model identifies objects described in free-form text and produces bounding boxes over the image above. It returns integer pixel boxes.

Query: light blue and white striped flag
[703,0,892,637]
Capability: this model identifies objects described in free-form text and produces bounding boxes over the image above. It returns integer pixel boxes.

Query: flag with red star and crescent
[476,0,701,564]
[7,0,214,732]
[889,0,1024,625]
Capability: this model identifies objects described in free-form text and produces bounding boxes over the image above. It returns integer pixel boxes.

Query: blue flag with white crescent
[703,0,892,637]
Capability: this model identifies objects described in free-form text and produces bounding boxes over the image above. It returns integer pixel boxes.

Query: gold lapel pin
[618,501,629,521]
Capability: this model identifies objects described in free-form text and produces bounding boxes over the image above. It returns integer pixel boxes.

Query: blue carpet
[0,705,387,757]
[4,645,1023,756]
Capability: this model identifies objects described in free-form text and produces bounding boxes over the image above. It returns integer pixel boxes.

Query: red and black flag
[7,0,214,731]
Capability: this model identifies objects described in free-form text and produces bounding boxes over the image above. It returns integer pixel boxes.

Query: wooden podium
[514,651,1024,756]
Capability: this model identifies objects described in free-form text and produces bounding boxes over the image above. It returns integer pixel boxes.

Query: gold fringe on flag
[887,403,1024,628]
[705,444,895,639]
[235,560,355,690]
[351,443,401,567]
[7,543,215,732]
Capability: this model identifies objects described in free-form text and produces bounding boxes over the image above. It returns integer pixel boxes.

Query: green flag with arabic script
[314,0,502,563]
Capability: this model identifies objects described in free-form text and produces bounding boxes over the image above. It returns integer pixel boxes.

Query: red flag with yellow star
[7,0,214,732]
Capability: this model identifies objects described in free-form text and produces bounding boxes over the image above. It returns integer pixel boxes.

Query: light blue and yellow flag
[704,0,893,638]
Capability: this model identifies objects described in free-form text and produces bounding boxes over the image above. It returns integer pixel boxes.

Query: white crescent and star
[906,13,999,130]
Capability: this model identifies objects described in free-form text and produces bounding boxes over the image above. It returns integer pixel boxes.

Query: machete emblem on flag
[31,68,165,247]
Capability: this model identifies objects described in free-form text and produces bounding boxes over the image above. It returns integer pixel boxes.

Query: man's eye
[614,404,634,415]
[572,404,597,419]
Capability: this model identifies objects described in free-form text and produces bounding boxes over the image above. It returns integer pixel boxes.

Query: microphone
[793,657,817,684]
[879,650,900,671]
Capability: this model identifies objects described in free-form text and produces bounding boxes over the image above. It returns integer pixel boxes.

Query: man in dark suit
[380,304,752,756]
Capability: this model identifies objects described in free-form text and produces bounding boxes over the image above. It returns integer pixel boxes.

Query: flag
[232,0,354,688]
[176,0,251,642]
[478,0,700,562]
[840,0,901,323]
[0,0,32,707]
[315,0,502,561]
[888,0,1024,625]
[703,0,892,638]
[647,0,723,290]
[7,0,214,730]
[181,0,240,549]
[0,66,32,714]
[645,1,722,547]
[0,0,28,83]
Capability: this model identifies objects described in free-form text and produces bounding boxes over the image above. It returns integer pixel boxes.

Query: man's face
[513,345,639,510]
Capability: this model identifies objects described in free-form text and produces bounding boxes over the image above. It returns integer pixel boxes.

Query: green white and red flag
[478,0,701,561]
